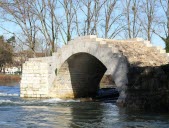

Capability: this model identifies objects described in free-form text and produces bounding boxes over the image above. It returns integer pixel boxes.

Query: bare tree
[0,0,39,56]
[31,0,60,53]
[59,0,75,43]
[91,0,106,35]
[125,0,132,38]
[153,0,169,52]
[76,0,92,35]
[82,0,92,35]
[72,0,81,36]
[101,0,125,38]
[122,0,142,39]
[139,0,158,41]
[78,0,105,35]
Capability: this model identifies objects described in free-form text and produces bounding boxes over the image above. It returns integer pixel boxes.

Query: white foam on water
[0,99,12,103]
[42,98,63,103]
[0,99,37,105]
[42,98,80,103]
[0,98,80,106]
[0,93,19,97]
[65,99,80,102]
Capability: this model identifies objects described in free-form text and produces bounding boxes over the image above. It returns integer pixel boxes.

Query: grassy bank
[0,74,21,82]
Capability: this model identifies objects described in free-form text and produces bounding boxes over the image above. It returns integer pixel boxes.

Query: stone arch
[50,40,128,98]
[20,36,128,100]
[54,41,123,75]
[53,52,107,98]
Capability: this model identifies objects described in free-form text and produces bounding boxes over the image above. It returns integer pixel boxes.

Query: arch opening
[67,53,107,98]
[54,52,111,98]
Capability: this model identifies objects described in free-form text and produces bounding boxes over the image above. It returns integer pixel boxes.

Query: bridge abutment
[20,60,52,97]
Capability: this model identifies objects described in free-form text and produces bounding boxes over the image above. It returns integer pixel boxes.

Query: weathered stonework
[20,36,169,111]
[20,35,169,108]
[124,65,169,111]
[20,35,128,99]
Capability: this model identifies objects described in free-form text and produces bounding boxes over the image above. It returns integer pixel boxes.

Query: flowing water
[0,82,169,128]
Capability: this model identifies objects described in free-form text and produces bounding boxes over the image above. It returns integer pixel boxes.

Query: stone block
[128,38,144,41]
[40,94,48,98]
[32,84,40,89]
[96,38,103,41]
[67,40,74,45]
[40,70,49,74]
[40,79,48,84]
[20,83,28,87]
[40,84,48,88]
[70,41,82,52]
[20,94,24,97]
[74,35,97,40]
[32,66,39,70]
[145,43,153,47]
[26,90,34,95]
[20,90,27,94]
[99,41,107,45]
[159,49,166,54]
[36,94,40,97]
[86,43,99,55]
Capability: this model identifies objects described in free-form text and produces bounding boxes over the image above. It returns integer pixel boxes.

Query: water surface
[0,82,169,128]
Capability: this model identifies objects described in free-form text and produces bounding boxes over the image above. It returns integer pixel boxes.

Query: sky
[0,0,166,50]
[0,21,165,49]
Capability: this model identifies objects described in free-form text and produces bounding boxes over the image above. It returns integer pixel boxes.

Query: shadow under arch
[56,52,108,98]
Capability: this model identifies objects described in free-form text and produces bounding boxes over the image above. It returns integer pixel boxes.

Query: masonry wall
[100,75,116,88]
[49,62,74,98]
[123,65,169,111]
[20,60,52,98]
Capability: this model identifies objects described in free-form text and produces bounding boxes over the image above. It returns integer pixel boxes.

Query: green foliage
[0,35,13,70]
[165,37,169,53]
[67,32,71,42]
[0,36,4,39]
[0,36,4,42]
[0,46,13,64]
[7,36,15,44]
[161,36,169,53]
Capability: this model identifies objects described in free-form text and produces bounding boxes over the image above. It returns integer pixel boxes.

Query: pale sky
[0,23,165,49]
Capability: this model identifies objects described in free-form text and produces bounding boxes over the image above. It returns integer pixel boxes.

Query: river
[0,82,169,128]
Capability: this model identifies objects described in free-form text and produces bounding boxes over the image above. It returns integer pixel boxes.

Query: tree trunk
[167,0,169,36]
[165,36,169,52]
[51,41,55,53]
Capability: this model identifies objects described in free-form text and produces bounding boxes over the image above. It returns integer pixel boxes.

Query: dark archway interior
[67,53,107,98]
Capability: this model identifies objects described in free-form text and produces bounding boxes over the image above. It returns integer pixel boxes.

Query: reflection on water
[0,82,169,128]
[3,103,168,128]
[69,102,120,128]
[20,105,73,128]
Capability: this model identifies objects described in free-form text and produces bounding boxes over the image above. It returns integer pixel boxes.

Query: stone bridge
[21,35,169,110]
[20,35,128,100]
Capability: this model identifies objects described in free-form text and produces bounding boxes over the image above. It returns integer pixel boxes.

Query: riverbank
[0,74,21,82]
